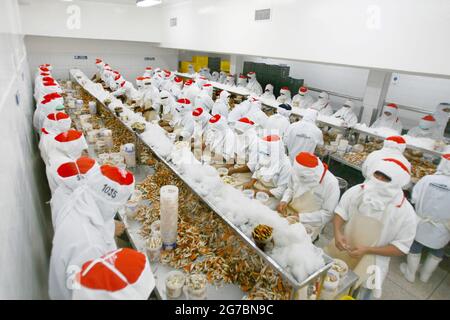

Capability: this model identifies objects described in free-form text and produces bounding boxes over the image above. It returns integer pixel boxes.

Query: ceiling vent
[170,17,177,27]
[255,8,271,21]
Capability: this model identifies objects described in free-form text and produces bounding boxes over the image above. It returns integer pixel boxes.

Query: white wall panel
[0,0,52,299]
[25,36,179,82]
[160,0,450,77]
[19,0,162,43]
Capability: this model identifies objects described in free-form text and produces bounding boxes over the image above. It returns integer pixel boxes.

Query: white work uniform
[212,91,230,118]
[285,120,324,163]
[334,185,417,298]
[281,169,340,227]
[361,148,411,179]
[310,100,333,116]
[265,114,291,138]
[407,126,438,140]
[48,187,117,300]
[234,128,259,163]
[246,79,263,96]
[371,109,403,134]
[332,107,358,127]
[249,155,292,200]
[292,94,314,109]
[195,92,214,112]
[181,85,201,105]
[411,174,450,249]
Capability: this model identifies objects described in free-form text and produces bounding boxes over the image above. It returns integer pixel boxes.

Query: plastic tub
[150,220,161,235]
[332,259,349,280]
[146,236,162,263]
[256,192,269,204]
[165,271,185,299]
[217,167,229,177]
[243,189,254,199]
[88,101,97,115]
[185,274,207,300]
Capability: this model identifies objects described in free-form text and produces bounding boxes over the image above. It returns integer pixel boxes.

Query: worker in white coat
[187,64,195,75]
[171,98,194,139]
[39,112,72,163]
[143,67,154,78]
[218,71,227,84]
[204,114,236,164]
[231,117,259,165]
[310,91,333,116]
[194,83,215,112]
[44,130,88,166]
[180,79,201,105]
[278,152,340,239]
[211,71,220,82]
[242,135,292,208]
[292,86,314,109]
[34,92,65,131]
[167,77,184,100]
[284,108,323,162]
[260,84,276,101]
[49,165,135,300]
[225,74,235,87]
[246,72,263,96]
[276,87,292,105]
[371,103,403,134]
[361,136,411,179]
[243,98,268,130]
[48,156,100,226]
[212,90,231,118]
[189,107,211,159]
[155,90,177,126]
[407,114,439,140]
[332,100,358,127]
[237,75,248,88]
[73,248,155,300]
[265,104,292,139]
[36,78,62,100]
[400,154,450,283]
[327,158,417,299]
[432,102,450,140]
[140,79,160,121]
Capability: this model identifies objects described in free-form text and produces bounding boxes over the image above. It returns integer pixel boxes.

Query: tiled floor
[317,223,450,300]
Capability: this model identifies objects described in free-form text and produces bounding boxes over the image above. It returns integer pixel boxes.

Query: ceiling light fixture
[136,0,162,7]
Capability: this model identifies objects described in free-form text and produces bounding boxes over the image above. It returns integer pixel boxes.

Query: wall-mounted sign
[74,55,88,60]
[144,57,156,61]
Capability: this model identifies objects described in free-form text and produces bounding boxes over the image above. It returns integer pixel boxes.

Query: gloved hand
[115,221,126,237]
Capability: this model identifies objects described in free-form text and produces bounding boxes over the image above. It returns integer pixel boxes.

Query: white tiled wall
[0,0,52,299]
[25,36,179,83]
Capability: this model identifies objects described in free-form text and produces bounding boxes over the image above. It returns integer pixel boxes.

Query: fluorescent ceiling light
[136,0,162,7]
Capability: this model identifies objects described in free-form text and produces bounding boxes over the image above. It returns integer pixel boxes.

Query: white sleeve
[411,178,425,205]
[270,162,292,199]
[334,186,358,221]
[299,177,340,226]
[391,209,417,254]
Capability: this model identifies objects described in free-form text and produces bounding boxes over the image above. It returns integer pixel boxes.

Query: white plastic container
[123,143,136,168]
[185,274,208,300]
[217,167,229,177]
[100,129,113,150]
[150,220,161,235]
[66,81,73,89]
[75,99,84,109]
[86,130,98,145]
[165,271,185,299]
[88,101,97,115]
[243,189,254,199]
[168,133,177,142]
[160,185,179,250]
[146,236,162,263]
[256,192,269,204]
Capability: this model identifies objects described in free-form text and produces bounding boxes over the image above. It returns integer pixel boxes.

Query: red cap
[47,112,69,121]
[80,248,146,292]
[295,152,319,168]
[55,130,83,142]
[239,75,247,79]
[145,67,152,70]
[387,103,398,109]
[203,83,212,87]
[443,154,450,160]
[43,92,62,101]
[95,59,102,64]
[281,87,290,91]
[262,135,281,142]
[100,165,134,186]
[177,98,191,105]
[185,79,193,86]
[114,75,121,81]
[247,71,255,75]
[57,157,96,178]
[41,128,49,135]
[238,117,255,125]
[40,67,49,72]
[382,158,410,174]
[386,136,406,144]
[422,115,436,122]
[299,86,308,93]
[192,108,204,117]
[174,77,182,83]
[209,114,221,123]
[120,81,126,87]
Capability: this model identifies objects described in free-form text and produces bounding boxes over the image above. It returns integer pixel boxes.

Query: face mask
[419,122,432,130]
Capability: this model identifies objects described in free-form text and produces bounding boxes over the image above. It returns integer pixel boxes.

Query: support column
[360,70,392,125]
[229,54,244,76]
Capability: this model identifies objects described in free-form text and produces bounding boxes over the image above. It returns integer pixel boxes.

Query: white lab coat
[406,126,438,140]
[48,186,117,300]
[292,94,314,109]
[212,92,230,118]
[310,100,333,116]
[246,80,263,96]
[332,107,358,127]
[181,85,201,105]
[411,174,450,249]
[234,128,259,163]
[265,114,291,138]
[284,120,324,163]
[195,92,214,112]
[281,170,340,227]
[361,148,411,179]
[371,114,403,134]
[228,101,251,124]
[335,185,417,297]
[249,155,292,199]
[433,104,450,139]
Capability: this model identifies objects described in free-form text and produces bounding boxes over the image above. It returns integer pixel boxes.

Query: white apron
[287,190,323,239]
[252,171,280,210]
[325,196,384,290]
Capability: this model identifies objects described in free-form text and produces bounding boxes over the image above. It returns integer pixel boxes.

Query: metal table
[70,68,355,300]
